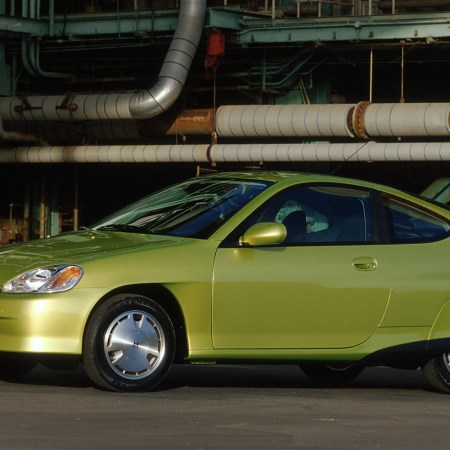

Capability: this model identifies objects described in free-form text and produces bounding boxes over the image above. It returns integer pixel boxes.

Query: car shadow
[4,363,431,393]
[161,364,431,392]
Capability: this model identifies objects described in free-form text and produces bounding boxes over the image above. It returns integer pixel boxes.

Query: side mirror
[240,222,287,247]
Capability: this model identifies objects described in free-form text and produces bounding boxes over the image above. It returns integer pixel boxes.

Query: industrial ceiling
[1,0,450,241]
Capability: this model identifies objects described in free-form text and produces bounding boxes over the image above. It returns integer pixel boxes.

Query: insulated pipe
[210,142,450,162]
[362,103,450,138]
[0,0,206,121]
[3,110,215,142]
[217,103,450,139]
[130,0,206,119]
[4,101,450,141]
[215,104,355,138]
[1,142,450,163]
[0,145,210,163]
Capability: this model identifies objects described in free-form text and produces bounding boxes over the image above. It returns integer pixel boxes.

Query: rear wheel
[83,294,175,392]
[301,363,364,385]
[422,353,450,394]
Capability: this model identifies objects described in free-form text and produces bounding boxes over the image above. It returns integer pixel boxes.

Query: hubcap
[103,310,166,380]
[442,353,450,374]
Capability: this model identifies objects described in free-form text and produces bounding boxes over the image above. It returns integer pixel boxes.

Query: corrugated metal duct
[2,142,450,163]
[0,0,206,122]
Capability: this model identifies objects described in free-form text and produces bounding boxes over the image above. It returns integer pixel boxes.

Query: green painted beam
[234,13,450,44]
[2,8,450,44]
[207,8,243,30]
[0,10,179,37]
[0,16,45,35]
[205,10,450,44]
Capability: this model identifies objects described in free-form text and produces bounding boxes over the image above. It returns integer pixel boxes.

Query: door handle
[352,257,377,271]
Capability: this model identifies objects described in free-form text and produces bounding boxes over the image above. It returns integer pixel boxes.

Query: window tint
[92,178,271,239]
[384,197,450,242]
[251,185,374,245]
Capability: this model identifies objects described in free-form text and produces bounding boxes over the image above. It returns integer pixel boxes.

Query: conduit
[2,142,450,163]
[0,0,206,121]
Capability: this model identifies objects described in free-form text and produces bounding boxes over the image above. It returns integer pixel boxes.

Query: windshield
[91,177,272,239]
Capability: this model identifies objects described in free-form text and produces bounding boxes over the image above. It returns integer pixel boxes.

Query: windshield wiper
[96,224,151,234]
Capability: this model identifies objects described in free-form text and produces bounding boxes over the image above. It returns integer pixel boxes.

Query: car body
[1,171,450,392]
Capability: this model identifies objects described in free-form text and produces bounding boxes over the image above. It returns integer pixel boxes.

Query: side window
[251,185,374,245]
[383,197,450,242]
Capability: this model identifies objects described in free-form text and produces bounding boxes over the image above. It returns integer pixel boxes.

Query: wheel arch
[83,284,188,363]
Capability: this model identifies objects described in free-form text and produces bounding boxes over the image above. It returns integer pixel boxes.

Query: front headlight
[1,265,84,294]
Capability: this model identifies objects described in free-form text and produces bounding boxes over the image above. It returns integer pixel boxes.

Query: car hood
[0,230,185,280]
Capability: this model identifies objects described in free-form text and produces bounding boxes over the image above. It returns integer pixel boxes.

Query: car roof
[201,170,377,187]
[201,171,450,213]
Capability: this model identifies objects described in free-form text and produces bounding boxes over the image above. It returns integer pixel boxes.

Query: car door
[376,195,450,327]
[212,184,392,349]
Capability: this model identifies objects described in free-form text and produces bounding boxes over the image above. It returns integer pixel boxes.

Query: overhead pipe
[216,104,355,139]
[5,101,450,143]
[2,109,215,143]
[0,145,210,164]
[0,0,206,121]
[215,102,450,139]
[142,109,215,136]
[1,142,450,163]
[359,103,450,138]
[210,142,450,162]
[4,101,450,143]
[21,37,75,80]
[20,0,73,79]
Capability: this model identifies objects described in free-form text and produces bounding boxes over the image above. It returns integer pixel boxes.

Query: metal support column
[0,0,12,96]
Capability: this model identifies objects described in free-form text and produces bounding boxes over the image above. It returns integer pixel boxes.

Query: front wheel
[422,353,450,394]
[301,363,364,385]
[83,294,175,392]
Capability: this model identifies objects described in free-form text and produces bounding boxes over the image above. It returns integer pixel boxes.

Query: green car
[1,171,450,393]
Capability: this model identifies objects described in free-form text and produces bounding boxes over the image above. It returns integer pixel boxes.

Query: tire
[83,294,175,392]
[422,353,450,394]
[301,363,364,385]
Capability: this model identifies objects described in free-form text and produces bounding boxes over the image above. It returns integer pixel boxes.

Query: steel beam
[209,12,450,44]
[3,9,450,43]
[0,10,179,37]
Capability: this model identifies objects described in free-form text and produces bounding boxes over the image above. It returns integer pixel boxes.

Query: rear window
[384,197,450,242]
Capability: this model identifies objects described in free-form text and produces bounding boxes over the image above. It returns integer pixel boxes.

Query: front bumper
[0,288,105,355]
